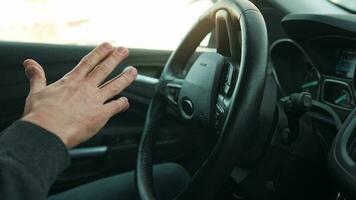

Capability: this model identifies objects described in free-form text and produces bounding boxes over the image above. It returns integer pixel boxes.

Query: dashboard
[238,8,356,199]
[271,14,356,121]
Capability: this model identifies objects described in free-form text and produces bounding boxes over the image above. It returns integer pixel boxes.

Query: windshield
[329,0,356,12]
[0,0,212,50]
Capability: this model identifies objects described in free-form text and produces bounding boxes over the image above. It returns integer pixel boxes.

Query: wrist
[22,112,71,148]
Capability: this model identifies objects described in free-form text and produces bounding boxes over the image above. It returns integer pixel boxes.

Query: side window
[0,0,213,50]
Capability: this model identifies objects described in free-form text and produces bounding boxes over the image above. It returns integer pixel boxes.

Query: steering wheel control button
[222,62,235,96]
[181,97,194,117]
[167,83,182,105]
[215,103,225,130]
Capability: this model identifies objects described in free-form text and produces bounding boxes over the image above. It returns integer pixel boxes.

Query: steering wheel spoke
[215,9,241,60]
[215,60,239,131]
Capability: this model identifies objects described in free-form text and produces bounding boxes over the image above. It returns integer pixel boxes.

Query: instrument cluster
[271,37,356,119]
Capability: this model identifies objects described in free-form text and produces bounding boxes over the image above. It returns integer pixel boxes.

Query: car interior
[1,0,356,199]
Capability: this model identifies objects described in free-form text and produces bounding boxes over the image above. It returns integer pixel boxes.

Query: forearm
[0,121,70,200]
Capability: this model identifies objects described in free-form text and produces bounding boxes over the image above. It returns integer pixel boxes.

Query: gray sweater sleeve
[0,120,70,199]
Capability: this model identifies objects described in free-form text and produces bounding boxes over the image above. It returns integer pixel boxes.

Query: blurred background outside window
[0,0,212,50]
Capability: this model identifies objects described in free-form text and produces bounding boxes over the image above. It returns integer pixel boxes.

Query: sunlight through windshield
[0,0,213,50]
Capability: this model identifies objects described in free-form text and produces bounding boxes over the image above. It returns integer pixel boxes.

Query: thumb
[23,59,47,93]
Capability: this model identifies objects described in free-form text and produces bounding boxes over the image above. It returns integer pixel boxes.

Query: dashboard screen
[335,50,356,78]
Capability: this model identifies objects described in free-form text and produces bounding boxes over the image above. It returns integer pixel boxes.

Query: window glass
[0,0,213,50]
[329,0,356,12]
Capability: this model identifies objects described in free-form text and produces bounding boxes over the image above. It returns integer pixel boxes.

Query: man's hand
[21,42,137,148]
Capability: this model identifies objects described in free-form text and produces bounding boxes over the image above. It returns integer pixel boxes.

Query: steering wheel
[329,109,356,199]
[136,0,268,199]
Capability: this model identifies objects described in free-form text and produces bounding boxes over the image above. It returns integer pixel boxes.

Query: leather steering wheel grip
[136,0,268,199]
[328,108,356,199]
[136,96,164,200]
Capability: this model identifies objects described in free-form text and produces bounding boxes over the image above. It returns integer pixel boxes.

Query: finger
[98,66,137,101]
[103,97,130,116]
[66,42,113,80]
[86,47,129,86]
[23,59,47,93]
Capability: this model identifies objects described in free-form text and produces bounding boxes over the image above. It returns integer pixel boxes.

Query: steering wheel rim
[329,108,356,199]
[136,0,268,199]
